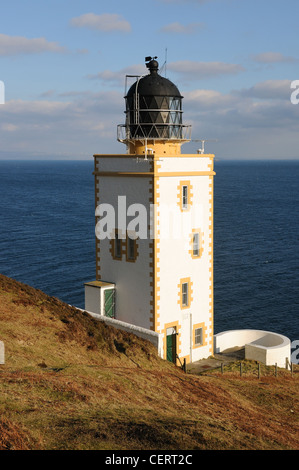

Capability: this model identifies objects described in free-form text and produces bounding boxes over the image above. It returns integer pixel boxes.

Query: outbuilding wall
[214,329,291,368]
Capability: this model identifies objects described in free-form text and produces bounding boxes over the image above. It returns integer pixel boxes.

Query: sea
[0,159,298,343]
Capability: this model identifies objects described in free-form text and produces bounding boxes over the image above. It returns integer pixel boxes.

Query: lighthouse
[85,57,215,365]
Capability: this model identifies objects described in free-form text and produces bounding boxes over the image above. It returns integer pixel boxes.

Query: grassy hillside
[0,273,298,450]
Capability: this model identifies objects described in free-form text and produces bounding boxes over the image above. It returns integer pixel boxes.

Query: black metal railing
[117,123,192,143]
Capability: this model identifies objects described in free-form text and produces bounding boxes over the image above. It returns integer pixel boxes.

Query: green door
[104,289,115,318]
[166,329,177,363]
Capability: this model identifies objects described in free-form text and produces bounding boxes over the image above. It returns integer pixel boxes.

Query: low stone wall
[214,329,291,368]
[0,341,4,364]
[77,308,164,358]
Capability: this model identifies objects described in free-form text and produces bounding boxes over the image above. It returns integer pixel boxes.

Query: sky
[0,0,298,160]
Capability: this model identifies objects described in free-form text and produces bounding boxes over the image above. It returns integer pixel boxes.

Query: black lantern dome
[118,57,191,143]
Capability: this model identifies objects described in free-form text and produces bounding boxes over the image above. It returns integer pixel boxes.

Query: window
[193,323,206,348]
[193,232,200,257]
[126,231,138,262]
[177,181,193,212]
[182,185,188,210]
[127,237,136,261]
[178,277,193,309]
[182,282,188,307]
[194,328,203,346]
[110,230,123,260]
[128,237,135,260]
[189,229,203,259]
[114,232,122,259]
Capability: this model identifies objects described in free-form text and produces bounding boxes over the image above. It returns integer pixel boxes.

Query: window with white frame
[182,185,188,209]
[193,232,200,257]
[194,327,203,346]
[182,282,189,307]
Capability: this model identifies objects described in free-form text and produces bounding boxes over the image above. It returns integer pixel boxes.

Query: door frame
[166,326,177,363]
[163,321,180,364]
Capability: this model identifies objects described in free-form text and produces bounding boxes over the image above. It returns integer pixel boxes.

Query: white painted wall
[214,329,291,368]
[85,284,101,314]
[86,309,164,357]
[156,154,214,362]
[156,154,213,173]
[94,156,153,330]
[92,152,214,363]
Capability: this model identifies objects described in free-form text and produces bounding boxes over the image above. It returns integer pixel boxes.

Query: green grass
[0,273,298,450]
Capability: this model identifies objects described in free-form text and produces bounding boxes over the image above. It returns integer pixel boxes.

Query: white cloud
[39,90,56,98]
[160,22,205,34]
[168,60,245,79]
[184,89,239,108]
[182,84,299,158]
[1,123,18,132]
[86,60,244,87]
[237,80,293,100]
[1,79,298,160]
[70,13,131,33]
[252,52,298,64]
[0,33,66,56]
[0,92,125,158]
[87,64,145,86]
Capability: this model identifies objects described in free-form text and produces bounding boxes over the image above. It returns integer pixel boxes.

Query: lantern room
[117,57,191,149]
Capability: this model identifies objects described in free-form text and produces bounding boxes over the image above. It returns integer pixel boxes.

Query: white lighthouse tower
[85,57,215,365]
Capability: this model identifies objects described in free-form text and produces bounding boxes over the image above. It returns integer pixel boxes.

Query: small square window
[194,328,203,346]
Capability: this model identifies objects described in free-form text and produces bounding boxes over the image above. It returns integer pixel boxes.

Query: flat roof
[84,281,115,288]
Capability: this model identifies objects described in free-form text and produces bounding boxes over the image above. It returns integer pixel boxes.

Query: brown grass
[0,417,40,450]
[0,273,298,450]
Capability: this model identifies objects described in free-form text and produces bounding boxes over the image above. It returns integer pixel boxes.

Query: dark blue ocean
[0,160,298,342]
